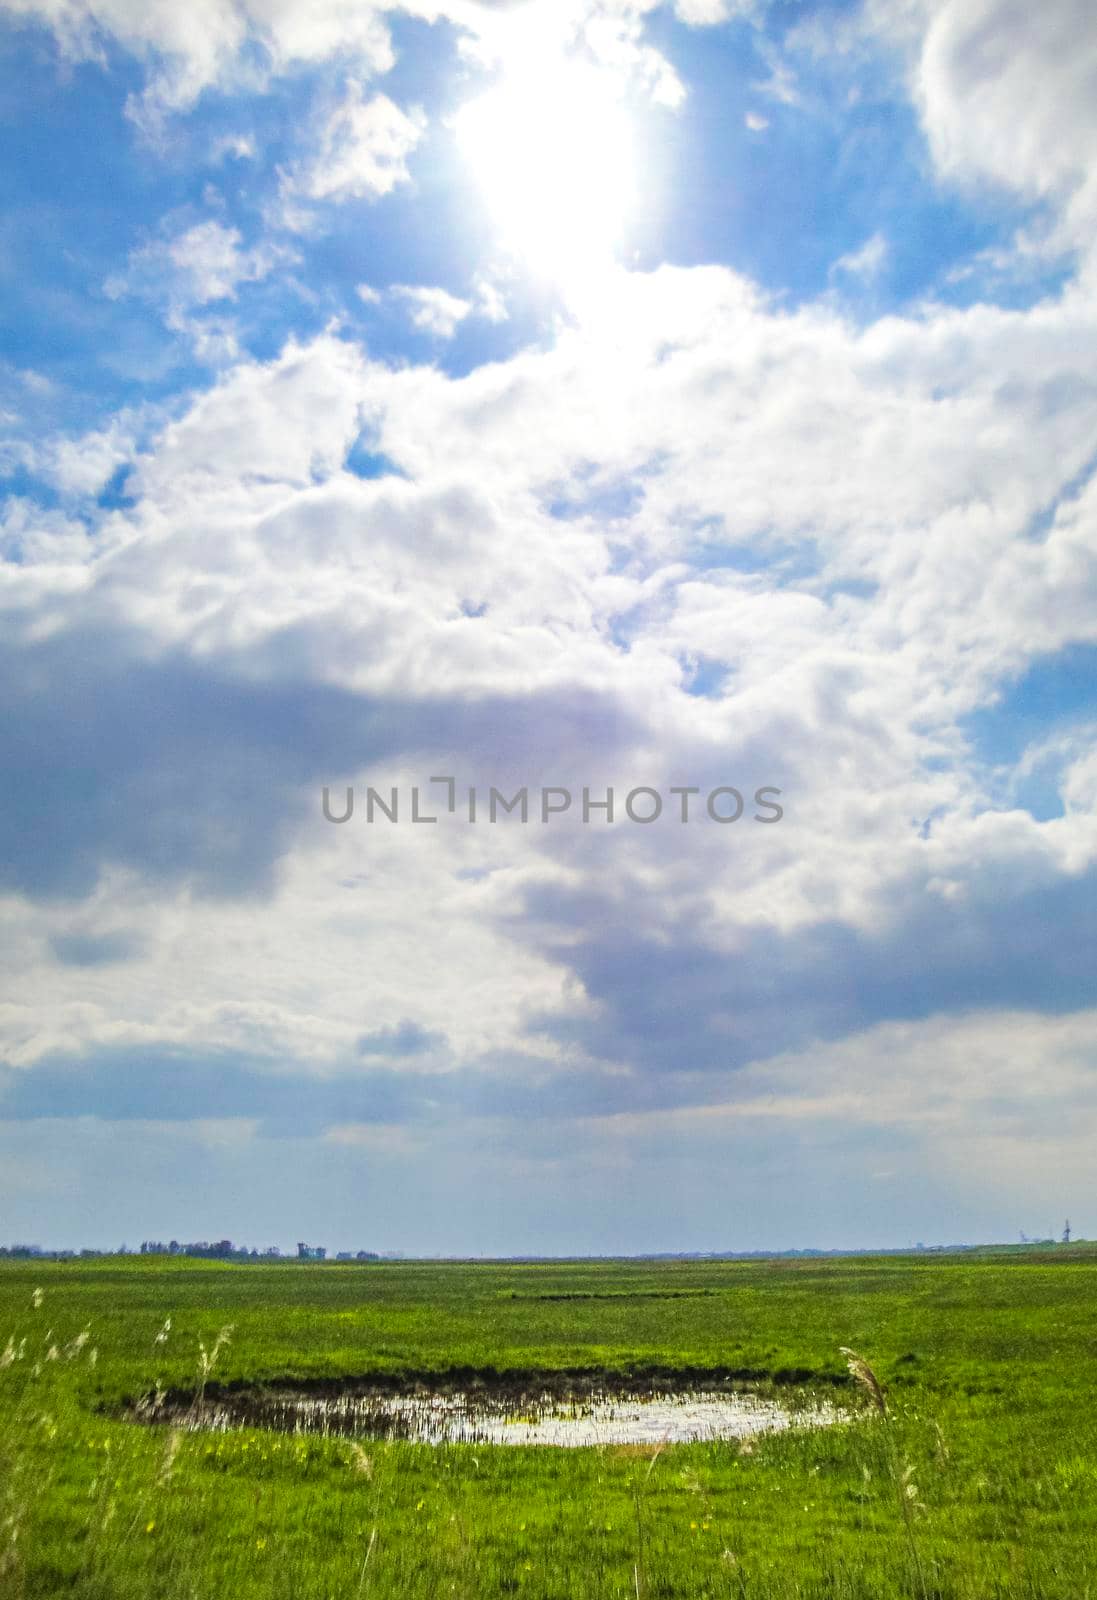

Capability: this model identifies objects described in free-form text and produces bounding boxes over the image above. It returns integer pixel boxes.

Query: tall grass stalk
[840,1348,928,1600]
[630,1440,665,1599]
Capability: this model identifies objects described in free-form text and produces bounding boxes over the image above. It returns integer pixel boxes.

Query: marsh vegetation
[1,1250,1094,1597]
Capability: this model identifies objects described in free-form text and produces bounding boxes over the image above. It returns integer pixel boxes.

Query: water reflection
[136,1386,847,1447]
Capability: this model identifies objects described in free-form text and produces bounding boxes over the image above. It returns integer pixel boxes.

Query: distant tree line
[0,1241,383,1262]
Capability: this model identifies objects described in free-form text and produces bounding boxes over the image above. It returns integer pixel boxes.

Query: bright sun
[456,49,637,292]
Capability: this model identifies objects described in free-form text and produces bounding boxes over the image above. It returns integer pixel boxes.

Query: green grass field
[1,1250,1095,1598]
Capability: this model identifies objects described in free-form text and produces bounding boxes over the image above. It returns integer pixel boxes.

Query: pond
[132,1381,849,1448]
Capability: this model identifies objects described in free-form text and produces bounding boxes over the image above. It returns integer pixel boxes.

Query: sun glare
[456,49,636,293]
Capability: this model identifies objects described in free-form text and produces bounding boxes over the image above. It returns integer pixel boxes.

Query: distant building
[296,1242,327,1261]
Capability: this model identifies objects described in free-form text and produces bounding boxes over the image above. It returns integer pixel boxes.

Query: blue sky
[1,0,1096,1254]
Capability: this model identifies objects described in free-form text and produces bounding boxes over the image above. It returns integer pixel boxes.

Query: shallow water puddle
[135,1387,847,1447]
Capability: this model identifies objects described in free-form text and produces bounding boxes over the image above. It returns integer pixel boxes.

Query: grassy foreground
[0,1250,1095,1598]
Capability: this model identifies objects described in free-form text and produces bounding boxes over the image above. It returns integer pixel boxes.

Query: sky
[1,0,1096,1256]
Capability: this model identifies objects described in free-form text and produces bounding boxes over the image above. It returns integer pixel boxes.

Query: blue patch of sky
[962,644,1097,820]
[1006,762,1067,825]
[0,33,198,406]
[547,476,645,522]
[970,645,1097,756]
[682,655,730,698]
[682,527,823,587]
[1020,450,1097,544]
[637,4,1049,314]
[96,462,139,510]
[344,441,407,481]
[0,464,65,519]
[823,576,879,602]
[605,587,678,652]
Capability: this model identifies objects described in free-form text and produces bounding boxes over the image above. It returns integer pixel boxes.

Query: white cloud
[107,219,292,309]
[390,279,509,338]
[0,0,771,171]
[473,276,508,324]
[4,260,1097,1046]
[866,0,1097,267]
[674,0,757,23]
[0,0,733,125]
[393,285,473,340]
[570,1008,1097,1237]
[0,0,394,120]
[752,54,801,107]
[250,0,394,74]
[45,420,137,497]
[1,396,172,510]
[579,10,686,109]
[130,329,367,504]
[356,278,507,337]
[211,132,256,163]
[280,85,426,216]
[831,231,888,281]
[101,218,296,364]
[0,0,249,115]
[0,497,93,569]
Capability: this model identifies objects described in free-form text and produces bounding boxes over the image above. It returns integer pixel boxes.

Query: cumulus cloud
[106,218,293,309]
[2,399,167,507]
[384,280,508,338]
[3,252,1097,1106]
[473,276,508,324]
[0,0,394,120]
[279,84,426,217]
[392,285,473,339]
[100,218,298,364]
[866,0,1097,266]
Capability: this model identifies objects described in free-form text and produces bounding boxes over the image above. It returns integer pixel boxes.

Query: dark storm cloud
[0,617,637,902]
[519,865,1097,1076]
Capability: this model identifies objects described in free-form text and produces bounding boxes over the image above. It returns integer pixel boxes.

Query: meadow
[1,1249,1095,1598]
